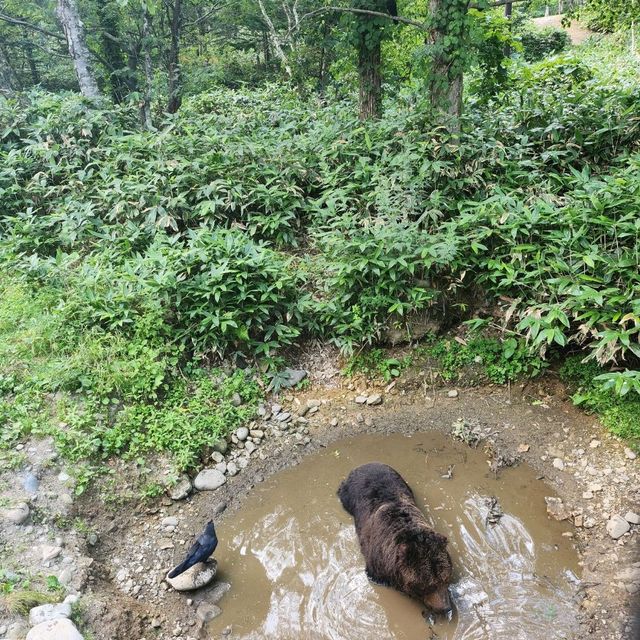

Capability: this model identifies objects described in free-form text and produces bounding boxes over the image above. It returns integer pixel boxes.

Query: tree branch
[295,7,428,32]
[0,11,65,40]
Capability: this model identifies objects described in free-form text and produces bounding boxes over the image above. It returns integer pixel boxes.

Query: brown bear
[338,462,453,614]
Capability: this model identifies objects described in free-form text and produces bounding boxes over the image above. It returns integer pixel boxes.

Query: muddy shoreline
[2,371,639,640]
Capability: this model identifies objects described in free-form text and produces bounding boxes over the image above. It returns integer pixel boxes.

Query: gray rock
[447,390,459,398]
[231,393,242,407]
[235,427,249,441]
[552,458,565,471]
[245,441,256,454]
[354,395,367,404]
[162,516,179,527]
[215,461,227,473]
[4,502,30,525]
[26,618,84,640]
[226,462,238,477]
[250,429,264,439]
[272,404,282,415]
[544,497,570,521]
[366,394,382,406]
[624,511,640,525]
[624,447,637,460]
[208,581,231,604]
[212,439,228,455]
[23,472,39,494]
[606,515,631,539]
[196,603,222,623]
[283,369,307,388]
[194,469,226,491]
[29,603,72,625]
[275,412,291,423]
[615,567,640,583]
[166,560,217,591]
[87,533,98,546]
[41,545,62,561]
[169,475,192,501]
[211,451,224,463]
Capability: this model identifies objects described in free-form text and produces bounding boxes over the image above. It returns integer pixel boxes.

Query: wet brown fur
[338,462,453,612]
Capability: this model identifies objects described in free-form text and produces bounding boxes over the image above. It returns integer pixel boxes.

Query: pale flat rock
[4,502,30,525]
[606,515,630,539]
[194,469,226,491]
[26,618,83,640]
[166,560,217,591]
[545,496,570,521]
[624,511,640,525]
[29,603,71,626]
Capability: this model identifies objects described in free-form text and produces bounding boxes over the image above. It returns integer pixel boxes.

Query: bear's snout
[424,586,452,614]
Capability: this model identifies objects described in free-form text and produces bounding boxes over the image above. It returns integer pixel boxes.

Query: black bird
[168,520,218,579]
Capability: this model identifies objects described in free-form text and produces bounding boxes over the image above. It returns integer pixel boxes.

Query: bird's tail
[167,557,194,579]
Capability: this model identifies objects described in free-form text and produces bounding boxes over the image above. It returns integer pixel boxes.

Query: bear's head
[396,527,453,614]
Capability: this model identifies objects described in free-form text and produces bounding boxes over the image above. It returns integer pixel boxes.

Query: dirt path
[532,14,595,45]
[1,365,638,640]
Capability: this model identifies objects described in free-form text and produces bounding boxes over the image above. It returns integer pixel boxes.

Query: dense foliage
[1,10,640,484]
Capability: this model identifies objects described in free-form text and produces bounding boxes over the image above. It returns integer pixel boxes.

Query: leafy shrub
[518,26,572,62]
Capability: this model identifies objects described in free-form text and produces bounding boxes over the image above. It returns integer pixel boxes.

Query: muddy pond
[206,432,580,640]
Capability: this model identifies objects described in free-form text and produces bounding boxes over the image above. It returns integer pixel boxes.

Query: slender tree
[167,0,183,113]
[56,0,101,99]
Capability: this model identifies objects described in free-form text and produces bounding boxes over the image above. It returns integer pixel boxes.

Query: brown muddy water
[206,433,580,640]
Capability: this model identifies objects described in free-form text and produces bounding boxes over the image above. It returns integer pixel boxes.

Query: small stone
[275,412,291,423]
[250,429,264,438]
[166,560,217,591]
[272,404,282,415]
[330,418,338,427]
[277,368,307,388]
[589,440,601,449]
[211,451,224,463]
[162,516,179,527]
[169,475,192,501]
[196,603,222,622]
[624,447,637,460]
[29,603,72,625]
[574,515,583,528]
[208,581,231,604]
[158,538,174,550]
[235,427,249,441]
[87,533,98,546]
[25,618,83,640]
[231,393,243,407]
[552,458,565,471]
[22,472,39,494]
[545,497,570,521]
[624,511,640,525]
[354,395,367,405]
[41,545,62,561]
[226,462,238,477]
[212,439,228,455]
[151,619,161,628]
[615,567,640,583]
[4,502,30,525]
[194,469,226,491]
[582,491,594,500]
[366,394,382,406]
[447,390,459,398]
[606,515,631,539]
[215,462,227,473]
[307,406,319,415]
[517,444,530,453]
[588,483,603,492]
[237,457,249,470]
[245,441,256,454]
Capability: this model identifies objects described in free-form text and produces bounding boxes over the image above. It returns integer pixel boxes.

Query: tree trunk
[428,0,465,125]
[167,0,183,114]
[24,36,41,85]
[56,0,101,100]
[0,46,16,95]
[141,8,153,129]
[358,31,382,120]
[257,0,292,77]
